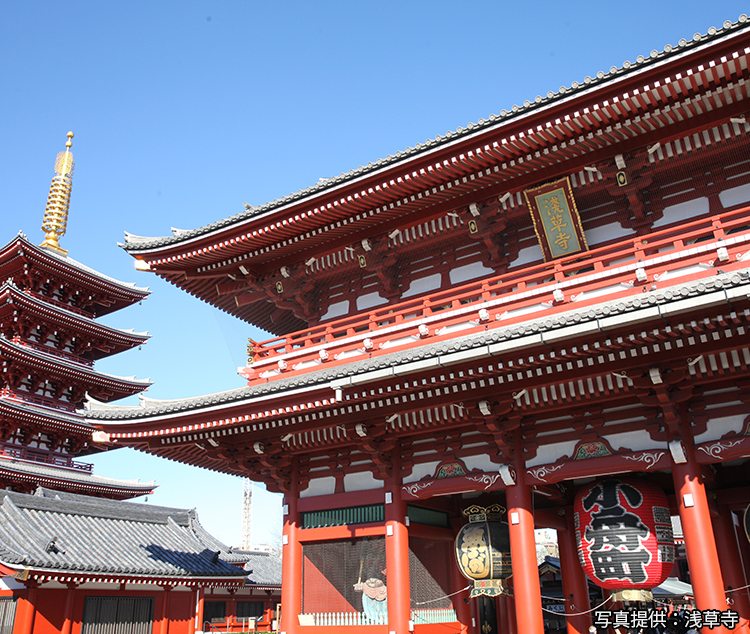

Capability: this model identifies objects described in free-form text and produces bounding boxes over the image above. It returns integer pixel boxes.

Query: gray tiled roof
[0,456,155,491]
[236,551,282,586]
[122,16,750,252]
[187,516,281,585]
[0,488,250,580]
[2,233,149,295]
[0,394,94,431]
[86,269,750,422]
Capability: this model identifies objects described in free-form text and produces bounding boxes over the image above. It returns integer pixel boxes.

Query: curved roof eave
[121,16,750,255]
[86,269,750,431]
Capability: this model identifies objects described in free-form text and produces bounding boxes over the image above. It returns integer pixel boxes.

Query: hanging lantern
[454,504,512,597]
[574,478,674,601]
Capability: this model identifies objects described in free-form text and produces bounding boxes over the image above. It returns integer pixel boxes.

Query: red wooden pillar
[227,589,237,628]
[506,429,545,634]
[60,582,78,634]
[496,594,508,634]
[671,431,730,632]
[385,449,410,634]
[495,597,504,634]
[17,581,39,634]
[713,506,750,633]
[468,591,478,633]
[281,460,302,634]
[735,516,750,607]
[558,512,592,634]
[449,564,470,633]
[159,585,173,634]
[504,586,518,634]
[450,518,471,634]
[196,587,205,633]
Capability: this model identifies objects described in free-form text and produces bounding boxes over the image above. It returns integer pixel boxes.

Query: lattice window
[302,536,386,618]
[0,598,16,634]
[409,536,453,613]
[81,597,153,634]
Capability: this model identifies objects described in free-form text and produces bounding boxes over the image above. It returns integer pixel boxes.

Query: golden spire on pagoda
[40,131,75,255]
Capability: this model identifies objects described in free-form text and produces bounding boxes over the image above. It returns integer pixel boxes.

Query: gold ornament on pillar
[41,131,75,255]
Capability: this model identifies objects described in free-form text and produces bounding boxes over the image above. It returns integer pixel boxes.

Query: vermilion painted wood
[385,453,411,634]
[281,465,303,634]
[558,513,593,634]
[297,488,384,512]
[713,506,750,634]
[673,423,731,633]
[242,205,750,383]
[297,524,385,542]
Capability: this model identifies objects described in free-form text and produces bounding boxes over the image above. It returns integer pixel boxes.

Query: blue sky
[2,1,748,546]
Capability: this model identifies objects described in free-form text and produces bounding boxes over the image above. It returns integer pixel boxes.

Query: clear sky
[2,1,748,546]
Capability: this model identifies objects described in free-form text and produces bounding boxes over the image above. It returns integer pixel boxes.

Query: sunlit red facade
[93,17,750,634]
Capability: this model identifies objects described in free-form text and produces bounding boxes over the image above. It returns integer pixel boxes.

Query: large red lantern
[574,479,674,598]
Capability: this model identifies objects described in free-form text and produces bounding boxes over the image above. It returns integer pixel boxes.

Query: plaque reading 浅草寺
[524,177,588,261]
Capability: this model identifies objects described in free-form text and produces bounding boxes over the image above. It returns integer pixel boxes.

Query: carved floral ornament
[528,464,564,482]
[466,474,501,490]
[573,441,612,460]
[435,461,467,479]
[402,481,433,498]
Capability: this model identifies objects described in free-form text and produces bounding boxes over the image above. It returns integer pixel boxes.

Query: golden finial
[40,131,75,255]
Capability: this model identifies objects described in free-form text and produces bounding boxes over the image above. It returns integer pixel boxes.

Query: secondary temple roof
[0,459,155,499]
[87,267,750,487]
[0,488,250,584]
[0,282,149,358]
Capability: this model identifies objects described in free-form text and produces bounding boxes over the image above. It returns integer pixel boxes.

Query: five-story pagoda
[0,132,154,499]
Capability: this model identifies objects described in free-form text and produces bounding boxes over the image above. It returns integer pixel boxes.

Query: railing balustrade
[13,337,94,367]
[242,205,750,384]
[300,611,386,626]
[296,608,458,626]
[0,441,93,472]
[410,608,458,624]
[0,388,77,413]
[204,616,260,632]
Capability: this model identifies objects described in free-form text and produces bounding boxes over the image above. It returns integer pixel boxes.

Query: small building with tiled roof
[0,487,280,634]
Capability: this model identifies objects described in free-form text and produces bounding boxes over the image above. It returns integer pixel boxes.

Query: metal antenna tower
[241,479,253,550]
